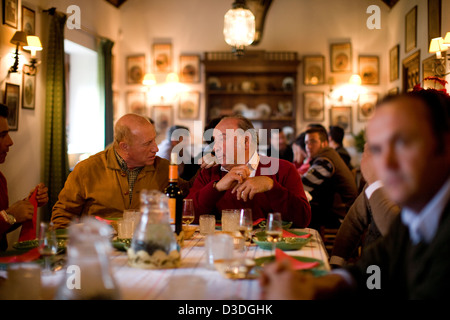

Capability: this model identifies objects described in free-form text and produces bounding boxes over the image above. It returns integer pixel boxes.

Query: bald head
[114,114,158,169]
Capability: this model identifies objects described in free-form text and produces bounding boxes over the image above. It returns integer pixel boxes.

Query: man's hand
[200,153,218,170]
[27,183,49,207]
[214,165,250,192]
[231,176,274,201]
[6,200,34,223]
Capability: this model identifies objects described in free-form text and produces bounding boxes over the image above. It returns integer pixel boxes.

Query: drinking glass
[266,212,282,255]
[221,209,240,233]
[38,222,58,274]
[238,209,253,246]
[182,199,195,227]
[199,215,216,235]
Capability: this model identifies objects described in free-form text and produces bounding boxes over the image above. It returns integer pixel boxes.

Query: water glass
[221,209,240,233]
[205,233,234,269]
[238,208,253,243]
[117,219,134,239]
[199,214,216,235]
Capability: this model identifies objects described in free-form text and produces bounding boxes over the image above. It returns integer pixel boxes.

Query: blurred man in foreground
[260,89,450,299]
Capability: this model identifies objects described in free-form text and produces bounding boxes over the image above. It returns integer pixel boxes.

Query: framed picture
[153,43,172,73]
[126,91,147,116]
[153,105,173,135]
[303,92,324,121]
[303,55,325,85]
[422,53,447,90]
[359,56,379,85]
[405,6,417,53]
[330,42,352,73]
[402,50,420,92]
[2,0,18,28]
[179,91,200,120]
[4,83,20,131]
[428,0,441,44]
[389,45,399,82]
[179,55,200,83]
[358,93,378,121]
[388,87,399,95]
[126,55,145,84]
[330,106,352,134]
[22,73,35,109]
[22,6,35,35]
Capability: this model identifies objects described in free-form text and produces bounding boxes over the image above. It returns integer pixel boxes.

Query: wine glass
[266,212,282,255]
[182,199,195,227]
[238,209,253,248]
[38,222,58,274]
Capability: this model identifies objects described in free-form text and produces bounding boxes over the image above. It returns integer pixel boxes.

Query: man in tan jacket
[51,114,195,229]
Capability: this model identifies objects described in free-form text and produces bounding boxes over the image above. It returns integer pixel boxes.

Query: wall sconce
[429,35,449,77]
[9,31,28,73]
[328,74,364,103]
[223,0,255,56]
[23,36,43,75]
[142,73,156,86]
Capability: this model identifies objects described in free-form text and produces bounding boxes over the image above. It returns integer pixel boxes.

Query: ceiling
[381,0,399,8]
[105,0,127,8]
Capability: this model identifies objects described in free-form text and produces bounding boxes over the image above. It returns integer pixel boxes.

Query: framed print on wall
[179,91,200,120]
[126,91,147,116]
[3,0,18,28]
[4,83,20,131]
[359,55,379,85]
[303,91,324,121]
[22,73,35,109]
[179,55,200,83]
[303,55,325,85]
[153,105,173,135]
[405,6,417,53]
[22,6,35,35]
[428,0,441,44]
[330,106,352,134]
[402,50,420,93]
[389,44,399,82]
[358,92,378,121]
[153,43,172,73]
[330,42,352,73]
[126,55,145,84]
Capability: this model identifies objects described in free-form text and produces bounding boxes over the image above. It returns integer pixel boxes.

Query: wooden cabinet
[202,50,300,139]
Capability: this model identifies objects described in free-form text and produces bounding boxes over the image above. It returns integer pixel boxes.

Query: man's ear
[119,141,128,151]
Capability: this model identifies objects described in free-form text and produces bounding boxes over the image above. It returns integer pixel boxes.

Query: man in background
[328,125,352,170]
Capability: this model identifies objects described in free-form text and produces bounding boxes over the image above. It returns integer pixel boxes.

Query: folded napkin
[94,216,112,225]
[282,229,311,239]
[19,189,38,241]
[0,247,41,264]
[253,218,265,226]
[275,249,320,270]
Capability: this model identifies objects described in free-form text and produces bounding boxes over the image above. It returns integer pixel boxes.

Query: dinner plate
[256,103,271,119]
[232,103,248,114]
[207,77,222,90]
[253,230,311,251]
[254,255,327,277]
[282,77,294,91]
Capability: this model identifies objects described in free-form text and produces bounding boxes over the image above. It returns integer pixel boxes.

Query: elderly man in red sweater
[186,115,311,228]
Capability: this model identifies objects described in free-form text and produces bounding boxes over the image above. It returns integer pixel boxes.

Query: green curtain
[43,11,69,221]
[98,38,115,147]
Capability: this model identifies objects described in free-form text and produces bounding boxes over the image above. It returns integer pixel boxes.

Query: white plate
[278,101,293,115]
[282,77,294,91]
[256,103,271,118]
[207,77,221,89]
[232,103,248,114]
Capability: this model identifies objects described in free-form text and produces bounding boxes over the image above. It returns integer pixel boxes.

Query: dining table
[0,227,330,301]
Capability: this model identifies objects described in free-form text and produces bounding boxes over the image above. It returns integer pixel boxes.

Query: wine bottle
[164,153,183,236]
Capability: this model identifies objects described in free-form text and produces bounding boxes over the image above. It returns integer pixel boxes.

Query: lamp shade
[443,32,450,47]
[165,73,179,83]
[143,73,156,86]
[23,36,43,57]
[223,1,255,50]
[349,74,362,86]
[10,31,28,46]
[429,37,448,53]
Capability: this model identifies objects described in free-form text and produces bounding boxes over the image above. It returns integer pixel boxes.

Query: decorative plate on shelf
[282,77,295,91]
[232,103,248,115]
[278,101,293,115]
[256,103,271,119]
[207,77,222,90]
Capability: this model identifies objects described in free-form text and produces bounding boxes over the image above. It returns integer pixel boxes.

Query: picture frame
[358,92,378,121]
[402,50,420,93]
[22,6,35,35]
[428,0,441,44]
[153,105,173,135]
[3,0,17,28]
[303,91,324,121]
[359,55,379,85]
[303,55,325,85]
[389,44,400,82]
[126,91,147,116]
[153,43,172,73]
[179,55,200,83]
[4,83,20,131]
[330,42,352,73]
[22,73,35,109]
[126,55,145,84]
[405,6,417,53]
[178,91,200,120]
[422,53,447,90]
[388,87,399,96]
[330,106,352,134]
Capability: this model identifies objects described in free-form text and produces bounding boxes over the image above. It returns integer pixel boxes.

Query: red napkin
[94,216,112,225]
[253,218,265,226]
[275,249,320,270]
[19,189,38,241]
[0,247,41,264]
[282,229,311,239]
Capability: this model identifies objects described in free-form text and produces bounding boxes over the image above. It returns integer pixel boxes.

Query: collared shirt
[401,177,450,245]
[114,150,144,204]
[220,152,260,177]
